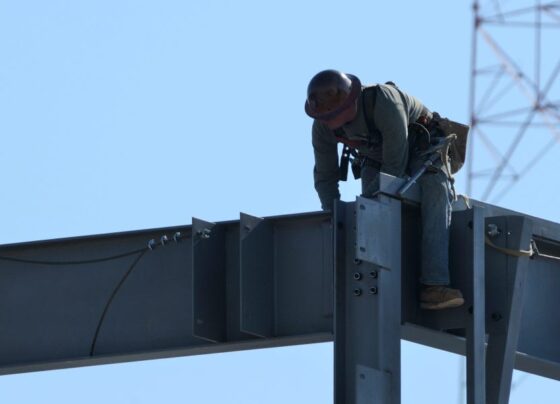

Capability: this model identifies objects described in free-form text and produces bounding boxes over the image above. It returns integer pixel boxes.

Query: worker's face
[321,101,358,130]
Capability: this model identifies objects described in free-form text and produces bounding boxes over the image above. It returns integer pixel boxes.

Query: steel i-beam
[334,194,402,404]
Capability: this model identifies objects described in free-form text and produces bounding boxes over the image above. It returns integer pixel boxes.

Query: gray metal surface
[0,213,333,375]
[1,173,560,404]
[485,216,532,404]
[465,207,486,404]
[335,196,402,403]
[240,213,274,338]
[193,218,227,342]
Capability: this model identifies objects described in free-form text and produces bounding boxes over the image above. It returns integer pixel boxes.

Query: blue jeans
[361,164,452,285]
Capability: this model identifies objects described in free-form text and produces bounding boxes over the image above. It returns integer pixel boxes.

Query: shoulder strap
[362,85,381,144]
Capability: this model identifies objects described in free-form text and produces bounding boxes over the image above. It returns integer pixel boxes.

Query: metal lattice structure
[468,0,560,202]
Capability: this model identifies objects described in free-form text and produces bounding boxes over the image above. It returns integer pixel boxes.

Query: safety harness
[334,83,435,182]
[334,85,383,182]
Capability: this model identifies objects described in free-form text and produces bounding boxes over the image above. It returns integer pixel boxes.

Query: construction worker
[305,69,464,310]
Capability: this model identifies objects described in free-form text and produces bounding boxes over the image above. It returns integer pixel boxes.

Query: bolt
[353,272,362,281]
[491,312,503,322]
[353,288,362,296]
[487,224,501,238]
[197,228,212,239]
[369,271,378,278]
[369,287,378,295]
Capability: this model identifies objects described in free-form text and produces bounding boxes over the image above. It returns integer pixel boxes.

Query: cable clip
[147,239,157,250]
[173,232,182,242]
[160,235,169,246]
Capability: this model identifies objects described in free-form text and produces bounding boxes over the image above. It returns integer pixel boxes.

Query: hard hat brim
[304,74,361,120]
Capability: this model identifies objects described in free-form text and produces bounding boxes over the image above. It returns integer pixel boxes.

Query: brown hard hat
[305,70,361,120]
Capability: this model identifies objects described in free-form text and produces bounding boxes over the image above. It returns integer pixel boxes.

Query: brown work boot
[420,285,464,310]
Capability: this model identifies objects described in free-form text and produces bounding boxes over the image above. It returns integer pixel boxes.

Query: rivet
[353,288,362,296]
[353,272,362,280]
[369,271,378,278]
[492,312,502,321]
[369,287,378,295]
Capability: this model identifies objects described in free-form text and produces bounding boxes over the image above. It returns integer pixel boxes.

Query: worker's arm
[312,120,340,211]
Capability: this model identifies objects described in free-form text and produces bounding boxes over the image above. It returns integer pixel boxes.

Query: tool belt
[338,110,469,181]
[427,113,470,175]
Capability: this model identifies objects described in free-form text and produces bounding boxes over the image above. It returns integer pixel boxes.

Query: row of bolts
[145,228,212,249]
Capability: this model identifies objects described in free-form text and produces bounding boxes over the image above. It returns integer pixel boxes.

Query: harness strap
[362,85,381,142]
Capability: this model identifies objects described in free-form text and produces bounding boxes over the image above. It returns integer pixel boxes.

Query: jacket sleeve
[312,120,340,211]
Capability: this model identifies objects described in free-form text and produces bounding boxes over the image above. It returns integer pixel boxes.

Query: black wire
[0,248,147,266]
[0,232,189,356]
[89,249,148,356]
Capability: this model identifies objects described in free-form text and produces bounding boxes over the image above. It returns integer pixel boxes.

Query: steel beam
[192,218,227,343]
[463,207,486,404]
[334,195,402,404]
[0,177,559,404]
[240,213,274,338]
[485,215,532,404]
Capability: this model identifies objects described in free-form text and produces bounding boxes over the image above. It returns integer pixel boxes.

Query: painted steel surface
[0,174,559,404]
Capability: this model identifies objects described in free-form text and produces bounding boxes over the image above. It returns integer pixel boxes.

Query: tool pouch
[430,113,470,174]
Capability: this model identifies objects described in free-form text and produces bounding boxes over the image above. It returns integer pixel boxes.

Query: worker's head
[305,69,361,130]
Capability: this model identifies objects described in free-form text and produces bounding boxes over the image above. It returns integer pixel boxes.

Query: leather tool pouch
[431,113,470,174]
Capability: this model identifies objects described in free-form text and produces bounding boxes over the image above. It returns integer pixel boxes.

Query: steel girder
[0,174,559,403]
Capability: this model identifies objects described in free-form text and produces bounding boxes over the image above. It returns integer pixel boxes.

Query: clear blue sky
[0,0,558,403]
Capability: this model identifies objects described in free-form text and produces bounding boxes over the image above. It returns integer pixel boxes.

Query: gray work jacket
[312,83,429,210]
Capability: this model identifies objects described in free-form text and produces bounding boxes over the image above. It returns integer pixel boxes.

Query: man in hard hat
[305,69,464,310]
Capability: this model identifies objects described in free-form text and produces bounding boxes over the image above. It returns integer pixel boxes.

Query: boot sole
[420,297,465,310]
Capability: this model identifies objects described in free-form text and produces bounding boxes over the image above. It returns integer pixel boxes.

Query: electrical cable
[0,248,147,266]
[0,231,188,357]
[89,249,148,356]
[88,233,187,356]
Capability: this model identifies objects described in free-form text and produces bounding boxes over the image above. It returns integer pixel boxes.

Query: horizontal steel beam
[0,174,559,388]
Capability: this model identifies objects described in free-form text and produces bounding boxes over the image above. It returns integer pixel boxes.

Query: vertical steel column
[334,195,402,404]
[463,207,486,404]
[420,206,487,403]
[485,216,532,404]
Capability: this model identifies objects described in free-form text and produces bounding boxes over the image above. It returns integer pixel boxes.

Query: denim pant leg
[418,170,453,285]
